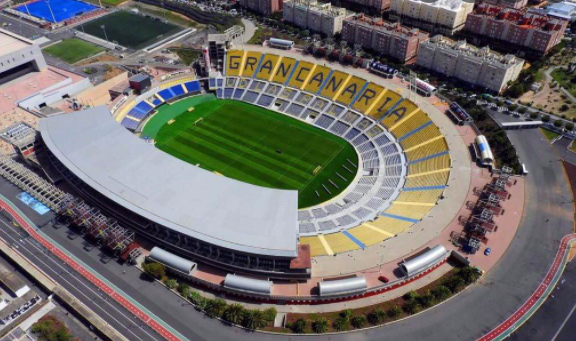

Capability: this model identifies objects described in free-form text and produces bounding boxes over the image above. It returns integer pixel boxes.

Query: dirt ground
[519,81,576,119]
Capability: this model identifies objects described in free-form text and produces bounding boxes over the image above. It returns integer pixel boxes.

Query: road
[0,179,162,341]
[0,13,46,40]
[511,259,576,341]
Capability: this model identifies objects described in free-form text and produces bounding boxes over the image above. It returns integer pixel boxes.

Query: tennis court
[15,0,98,23]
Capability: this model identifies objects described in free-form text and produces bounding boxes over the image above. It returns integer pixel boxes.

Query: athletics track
[0,193,573,341]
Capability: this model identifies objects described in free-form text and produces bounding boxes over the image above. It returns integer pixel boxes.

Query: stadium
[37,49,455,297]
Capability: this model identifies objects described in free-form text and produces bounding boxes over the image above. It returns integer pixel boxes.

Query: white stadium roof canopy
[40,107,299,257]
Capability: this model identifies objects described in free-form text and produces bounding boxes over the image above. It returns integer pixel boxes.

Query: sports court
[15,0,98,23]
[80,11,182,50]
[147,97,358,208]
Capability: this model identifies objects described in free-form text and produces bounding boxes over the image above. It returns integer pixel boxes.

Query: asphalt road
[511,259,576,341]
[0,179,162,341]
[0,13,46,40]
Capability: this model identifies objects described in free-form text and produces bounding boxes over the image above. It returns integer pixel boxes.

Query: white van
[521,164,528,176]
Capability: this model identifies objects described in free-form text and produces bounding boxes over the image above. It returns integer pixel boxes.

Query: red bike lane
[477,233,576,341]
[0,201,183,341]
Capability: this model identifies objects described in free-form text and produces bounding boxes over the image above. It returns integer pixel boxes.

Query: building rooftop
[399,0,472,11]
[345,15,429,39]
[0,28,31,55]
[424,35,524,66]
[39,107,299,258]
[473,3,568,31]
[286,0,348,16]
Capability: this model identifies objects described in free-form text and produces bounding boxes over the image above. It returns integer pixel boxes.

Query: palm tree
[291,318,307,334]
[312,318,328,333]
[332,317,348,331]
[350,315,367,329]
[205,298,227,318]
[243,310,267,330]
[367,309,386,325]
[223,304,245,325]
[458,266,482,284]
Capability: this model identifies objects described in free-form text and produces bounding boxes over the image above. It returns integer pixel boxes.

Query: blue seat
[128,108,147,120]
[152,98,162,106]
[185,81,200,93]
[158,89,174,101]
[135,101,153,113]
[171,84,184,97]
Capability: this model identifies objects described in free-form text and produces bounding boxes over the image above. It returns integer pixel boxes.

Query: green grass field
[43,38,105,64]
[146,96,358,208]
[80,11,182,50]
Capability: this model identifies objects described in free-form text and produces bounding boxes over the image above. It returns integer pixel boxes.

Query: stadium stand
[113,50,451,257]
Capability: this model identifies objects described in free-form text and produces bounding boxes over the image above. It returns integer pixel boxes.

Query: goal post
[194,117,203,126]
[313,166,322,175]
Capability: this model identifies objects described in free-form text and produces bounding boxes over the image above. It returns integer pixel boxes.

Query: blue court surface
[15,0,98,23]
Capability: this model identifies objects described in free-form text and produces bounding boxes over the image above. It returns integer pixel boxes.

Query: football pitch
[147,96,358,208]
[80,11,181,50]
[43,38,104,64]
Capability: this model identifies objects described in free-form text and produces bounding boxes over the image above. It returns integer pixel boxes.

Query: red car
[378,276,389,283]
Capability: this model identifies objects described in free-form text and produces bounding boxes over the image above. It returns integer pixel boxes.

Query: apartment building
[481,0,527,10]
[416,35,524,93]
[342,14,429,62]
[389,0,475,35]
[283,0,352,35]
[465,3,568,55]
[239,0,283,15]
[331,0,391,15]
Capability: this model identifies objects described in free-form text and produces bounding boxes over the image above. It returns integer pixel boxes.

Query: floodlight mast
[45,0,57,24]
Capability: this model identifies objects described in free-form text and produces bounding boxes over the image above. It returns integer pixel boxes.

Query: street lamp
[101,25,108,42]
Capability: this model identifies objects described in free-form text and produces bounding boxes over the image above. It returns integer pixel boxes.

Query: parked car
[484,247,492,256]
[378,275,389,283]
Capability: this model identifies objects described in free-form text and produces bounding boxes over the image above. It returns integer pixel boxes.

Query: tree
[262,307,277,322]
[418,290,435,308]
[350,315,367,329]
[402,299,422,314]
[340,309,353,321]
[332,317,349,331]
[181,286,193,300]
[542,114,551,123]
[387,306,402,319]
[242,310,268,330]
[431,286,451,301]
[566,123,574,131]
[554,119,564,128]
[178,283,189,295]
[530,112,538,119]
[205,298,227,318]
[291,318,307,334]
[312,318,329,333]
[189,291,207,310]
[458,266,482,284]
[403,291,419,301]
[142,262,165,280]
[367,308,386,325]
[165,278,178,289]
[518,107,527,114]
[444,275,466,293]
[223,304,245,325]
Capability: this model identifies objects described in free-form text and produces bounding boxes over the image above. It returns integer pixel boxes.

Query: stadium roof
[40,107,299,257]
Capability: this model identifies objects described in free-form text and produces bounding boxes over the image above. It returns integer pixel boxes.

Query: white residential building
[389,0,474,35]
[416,35,525,93]
[283,0,352,36]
